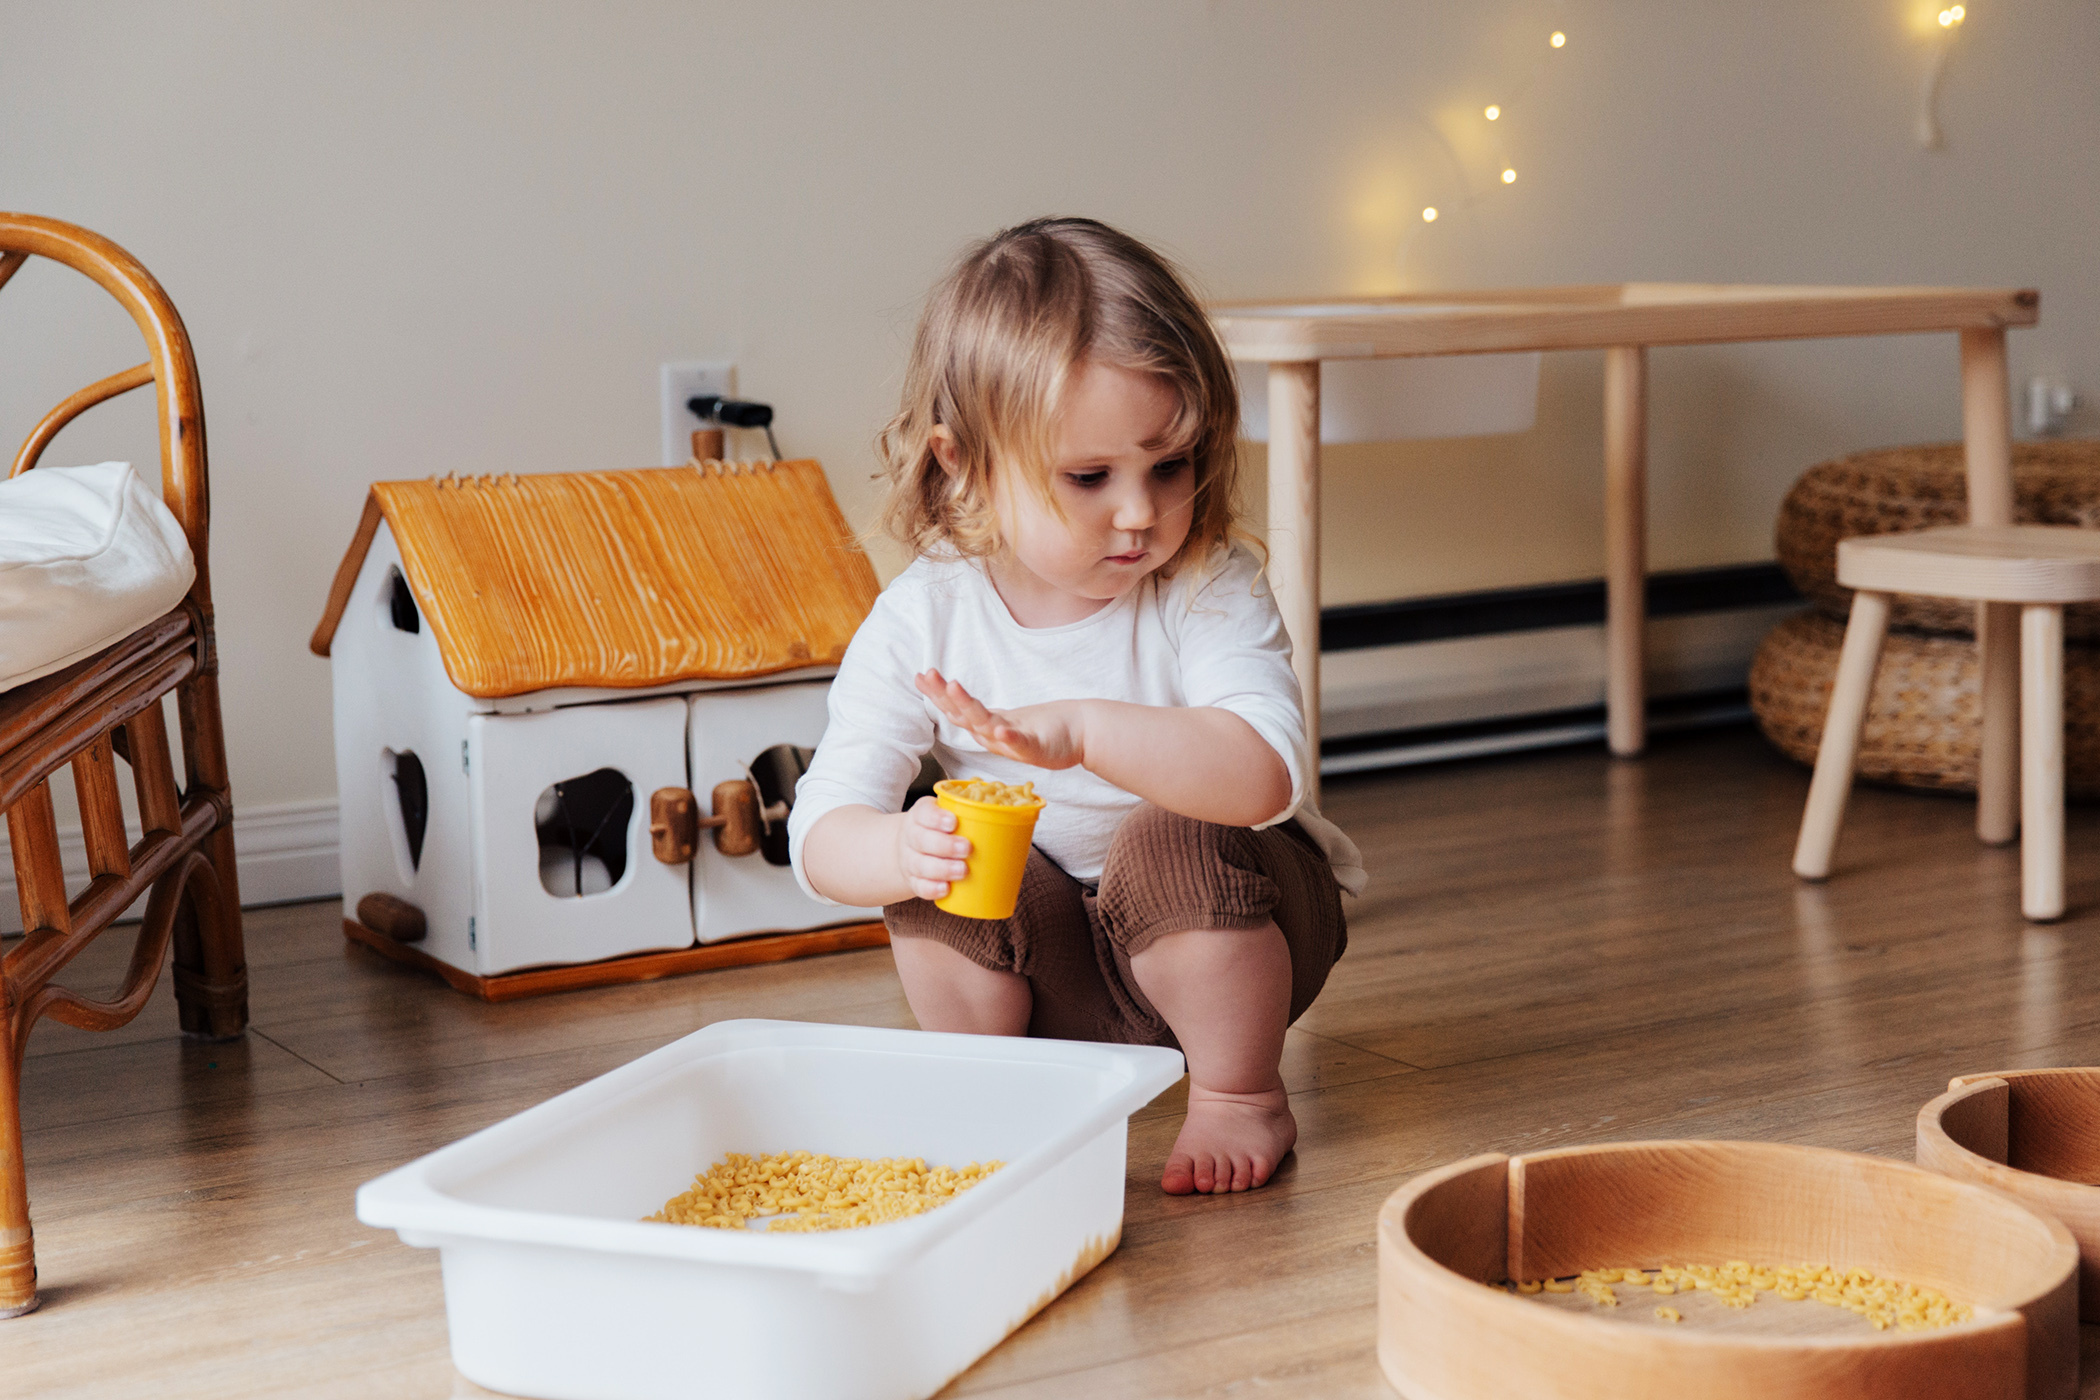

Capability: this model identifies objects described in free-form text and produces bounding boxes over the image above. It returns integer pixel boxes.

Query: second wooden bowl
[1919,1069,2100,1321]
[1378,1139,2078,1400]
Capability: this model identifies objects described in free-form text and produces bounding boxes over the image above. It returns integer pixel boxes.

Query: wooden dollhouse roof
[309,460,881,699]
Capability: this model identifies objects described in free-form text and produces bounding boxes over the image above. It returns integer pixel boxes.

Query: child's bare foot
[1161,1084,1296,1194]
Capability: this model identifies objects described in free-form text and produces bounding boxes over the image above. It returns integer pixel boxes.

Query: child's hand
[896,795,972,901]
[915,670,1086,770]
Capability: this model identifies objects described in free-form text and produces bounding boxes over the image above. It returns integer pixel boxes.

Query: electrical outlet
[2027,376,2080,437]
[660,362,736,467]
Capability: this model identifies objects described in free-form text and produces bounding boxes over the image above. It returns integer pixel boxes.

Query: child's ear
[929,425,964,481]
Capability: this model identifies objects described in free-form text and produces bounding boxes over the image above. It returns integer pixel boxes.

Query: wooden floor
[14,724,2100,1397]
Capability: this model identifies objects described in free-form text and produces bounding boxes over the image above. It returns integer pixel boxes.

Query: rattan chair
[0,213,248,1317]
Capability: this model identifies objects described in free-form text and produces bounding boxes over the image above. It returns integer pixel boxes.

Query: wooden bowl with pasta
[1919,1070,2100,1324]
[1378,1139,2077,1400]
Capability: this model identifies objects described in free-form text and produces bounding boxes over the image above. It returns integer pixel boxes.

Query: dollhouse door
[687,681,881,942]
[466,696,694,974]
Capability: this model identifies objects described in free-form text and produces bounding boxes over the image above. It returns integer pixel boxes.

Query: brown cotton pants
[883,803,1347,1048]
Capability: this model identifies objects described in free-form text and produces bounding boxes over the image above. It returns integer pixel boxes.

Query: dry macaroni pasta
[649,1151,1003,1233]
[1506,1261,1971,1332]
[941,778,1040,807]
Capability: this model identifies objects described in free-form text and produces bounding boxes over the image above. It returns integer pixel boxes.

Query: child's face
[986,361,1197,619]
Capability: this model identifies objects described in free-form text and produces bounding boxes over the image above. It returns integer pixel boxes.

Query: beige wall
[3,1,2095,815]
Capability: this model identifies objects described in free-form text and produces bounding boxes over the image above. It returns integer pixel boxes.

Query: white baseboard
[0,798,341,934]
[1320,603,1796,741]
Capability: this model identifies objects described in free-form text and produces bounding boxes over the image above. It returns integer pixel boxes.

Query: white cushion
[0,461,196,693]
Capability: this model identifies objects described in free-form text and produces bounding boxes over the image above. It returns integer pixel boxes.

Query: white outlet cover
[660,361,736,467]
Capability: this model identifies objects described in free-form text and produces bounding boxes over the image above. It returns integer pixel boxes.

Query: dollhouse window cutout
[747,745,813,867]
[385,566,420,634]
[384,749,428,880]
[535,768,635,897]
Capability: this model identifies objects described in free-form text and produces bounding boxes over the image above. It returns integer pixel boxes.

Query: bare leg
[889,935,1031,1036]
[1130,922,1296,1194]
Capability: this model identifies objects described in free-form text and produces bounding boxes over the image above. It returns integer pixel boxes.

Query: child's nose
[1112,484,1157,533]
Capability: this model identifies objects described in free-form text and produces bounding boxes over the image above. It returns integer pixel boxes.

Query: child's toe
[1161,1153,1196,1195]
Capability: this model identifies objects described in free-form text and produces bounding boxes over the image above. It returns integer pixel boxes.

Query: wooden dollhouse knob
[649,788,698,864]
[705,780,763,857]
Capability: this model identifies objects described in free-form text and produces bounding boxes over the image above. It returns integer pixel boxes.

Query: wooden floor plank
[14,726,2100,1398]
[958,1304,1388,1400]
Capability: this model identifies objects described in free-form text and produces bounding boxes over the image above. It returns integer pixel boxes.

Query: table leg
[1604,346,1648,758]
[1963,326,2019,844]
[1268,361,1322,806]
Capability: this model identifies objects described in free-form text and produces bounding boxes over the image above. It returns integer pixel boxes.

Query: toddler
[787,217,1365,1195]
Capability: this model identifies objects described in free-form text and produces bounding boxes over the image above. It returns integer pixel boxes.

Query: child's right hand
[895,796,971,901]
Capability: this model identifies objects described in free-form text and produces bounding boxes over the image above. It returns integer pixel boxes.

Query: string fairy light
[1399,10,1567,269]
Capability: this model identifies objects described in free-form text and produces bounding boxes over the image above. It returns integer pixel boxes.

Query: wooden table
[1216,283,2039,817]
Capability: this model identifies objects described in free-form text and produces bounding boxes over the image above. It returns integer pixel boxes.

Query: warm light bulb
[1550,30,1566,47]
[1484,104,1501,120]
[1501,168,1517,184]
[1422,207,1439,222]
[1938,4,1964,25]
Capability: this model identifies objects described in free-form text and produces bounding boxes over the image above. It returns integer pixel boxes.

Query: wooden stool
[1794,525,2100,920]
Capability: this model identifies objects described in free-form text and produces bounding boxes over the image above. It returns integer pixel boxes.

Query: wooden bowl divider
[1378,1140,2078,1400]
[1918,1070,2100,1322]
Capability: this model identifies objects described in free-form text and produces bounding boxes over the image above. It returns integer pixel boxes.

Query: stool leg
[1979,601,2021,845]
[2022,604,2065,921]
[1795,590,1892,880]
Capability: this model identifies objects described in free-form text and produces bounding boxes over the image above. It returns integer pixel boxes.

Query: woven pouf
[1751,612,2100,797]
[1756,439,2100,796]
[1777,439,2100,637]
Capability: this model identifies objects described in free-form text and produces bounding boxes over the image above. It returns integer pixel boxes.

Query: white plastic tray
[357,1019,1184,1400]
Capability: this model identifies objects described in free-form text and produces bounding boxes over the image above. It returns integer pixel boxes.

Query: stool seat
[1838,525,2100,605]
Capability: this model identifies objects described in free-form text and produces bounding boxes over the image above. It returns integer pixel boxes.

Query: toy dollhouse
[310,459,896,994]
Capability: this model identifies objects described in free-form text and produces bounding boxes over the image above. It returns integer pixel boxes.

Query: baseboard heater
[1317,564,1801,777]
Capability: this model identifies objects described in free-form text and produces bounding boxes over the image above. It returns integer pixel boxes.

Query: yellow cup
[932,779,1045,920]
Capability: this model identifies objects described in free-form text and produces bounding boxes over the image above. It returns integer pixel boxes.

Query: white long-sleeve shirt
[787,544,1366,901]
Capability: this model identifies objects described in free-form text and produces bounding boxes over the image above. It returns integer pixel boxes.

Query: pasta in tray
[648,1150,1004,1233]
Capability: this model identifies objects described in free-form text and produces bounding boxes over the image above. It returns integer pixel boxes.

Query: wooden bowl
[1919,1070,2100,1322]
[1378,1140,2078,1400]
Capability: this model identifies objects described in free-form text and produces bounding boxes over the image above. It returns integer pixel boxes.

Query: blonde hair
[876,217,1245,577]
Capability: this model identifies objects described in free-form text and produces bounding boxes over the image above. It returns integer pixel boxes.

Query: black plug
[686,395,773,428]
[687,395,783,460]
